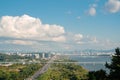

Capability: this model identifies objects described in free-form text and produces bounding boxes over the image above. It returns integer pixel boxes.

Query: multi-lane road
[27,55,57,80]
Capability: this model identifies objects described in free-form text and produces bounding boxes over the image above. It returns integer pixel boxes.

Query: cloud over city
[0,14,119,51]
[0,15,66,42]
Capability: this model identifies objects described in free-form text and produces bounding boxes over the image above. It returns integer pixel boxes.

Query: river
[69,55,111,71]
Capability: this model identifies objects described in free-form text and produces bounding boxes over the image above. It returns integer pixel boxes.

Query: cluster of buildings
[70,50,114,56]
[3,52,55,59]
[0,52,57,66]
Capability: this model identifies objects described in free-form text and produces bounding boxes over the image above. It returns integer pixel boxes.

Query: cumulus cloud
[74,34,83,41]
[87,3,97,16]
[88,7,96,16]
[74,34,98,44]
[52,36,66,42]
[0,14,66,42]
[89,37,98,43]
[0,15,117,50]
[105,0,120,13]
[5,40,36,45]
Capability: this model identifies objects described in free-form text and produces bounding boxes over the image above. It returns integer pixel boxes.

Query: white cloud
[0,14,66,42]
[87,3,97,16]
[88,7,96,16]
[89,37,98,43]
[52,36,66,42]
[105,0,120,13]
[74,34,83,41]
[5,40,36,45]
[97,39,120,49]
[0,15,117,50]
[74,34,98,45]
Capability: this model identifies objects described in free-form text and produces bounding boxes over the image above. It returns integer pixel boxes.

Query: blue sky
[0,0,120,51]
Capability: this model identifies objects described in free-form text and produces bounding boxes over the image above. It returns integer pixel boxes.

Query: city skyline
[0,0,120,51]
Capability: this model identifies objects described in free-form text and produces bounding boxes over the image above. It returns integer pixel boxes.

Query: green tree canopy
[106,47,120,80]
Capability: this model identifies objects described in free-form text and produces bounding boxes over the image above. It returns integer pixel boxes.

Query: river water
[69,55,111,71]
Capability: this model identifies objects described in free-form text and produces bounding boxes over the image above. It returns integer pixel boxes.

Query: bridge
[48,61,110,64]
[0,61,110,65]
[57,54,111,56]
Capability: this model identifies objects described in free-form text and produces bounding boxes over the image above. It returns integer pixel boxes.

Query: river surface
[69,55,111,71]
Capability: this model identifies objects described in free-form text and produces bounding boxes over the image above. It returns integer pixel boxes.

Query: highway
[28,55,57,80]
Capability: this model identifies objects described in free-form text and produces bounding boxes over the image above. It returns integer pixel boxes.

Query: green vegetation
[40,47,120,80]
[0,63,43,80]
[88,47,120,80]
[0,53,27,62]
[88,69,107,80]
[0,48,120,80]
[105,47,120,80]
[38,63,88,80]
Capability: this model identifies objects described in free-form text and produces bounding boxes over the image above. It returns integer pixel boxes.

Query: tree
[0,70,10,80]
[88,69,107,80]
[105,47,120,80]
[88,71,96,80]
[94,69,107,80]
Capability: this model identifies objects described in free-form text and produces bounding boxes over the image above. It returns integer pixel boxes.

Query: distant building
[34,54,39,59]
[42,53,45,59]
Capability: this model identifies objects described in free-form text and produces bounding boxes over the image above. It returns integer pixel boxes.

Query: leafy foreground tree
[88,69,107,80]
[105,48,120,80]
